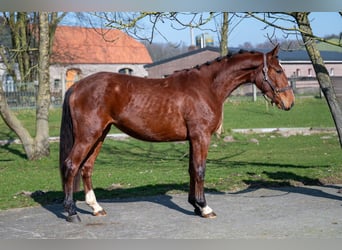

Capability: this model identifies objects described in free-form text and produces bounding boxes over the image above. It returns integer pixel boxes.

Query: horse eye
[276,69,283,74]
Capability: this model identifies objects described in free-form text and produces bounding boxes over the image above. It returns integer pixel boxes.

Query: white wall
[49,63,149,93]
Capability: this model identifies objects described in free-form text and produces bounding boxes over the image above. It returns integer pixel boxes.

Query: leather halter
[262,54,292,95]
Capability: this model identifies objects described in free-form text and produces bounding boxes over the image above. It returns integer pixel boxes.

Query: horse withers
[59,45,294,222]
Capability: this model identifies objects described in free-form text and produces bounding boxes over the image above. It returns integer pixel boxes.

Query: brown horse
[59,45,294,222]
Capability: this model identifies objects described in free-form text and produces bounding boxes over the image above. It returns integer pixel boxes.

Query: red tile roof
[51,26,152,64]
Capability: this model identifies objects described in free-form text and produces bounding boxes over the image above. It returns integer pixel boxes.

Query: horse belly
[114,106,188,142]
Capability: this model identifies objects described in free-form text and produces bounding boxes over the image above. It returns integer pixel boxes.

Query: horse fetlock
[63,199,77,215]
[85,190,104,215]
[193,204,216,218]
[200,205,216,218]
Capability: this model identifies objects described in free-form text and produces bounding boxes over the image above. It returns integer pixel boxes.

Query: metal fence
[2,77,342,108]
[3,82,63,108]
[289,76,342,105]
[332,76,342,106]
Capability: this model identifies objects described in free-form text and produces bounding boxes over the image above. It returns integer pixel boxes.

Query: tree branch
[247,12,342,48]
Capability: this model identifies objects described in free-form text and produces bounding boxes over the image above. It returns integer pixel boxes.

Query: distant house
[144,46,342,97]
[50,26,153,94]
[276,49,342,95]
[145,47,222,78]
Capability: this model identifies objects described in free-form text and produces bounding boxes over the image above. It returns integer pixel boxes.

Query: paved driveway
[1,185,342,239]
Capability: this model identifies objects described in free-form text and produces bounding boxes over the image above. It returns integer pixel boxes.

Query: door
[66,69,81,89]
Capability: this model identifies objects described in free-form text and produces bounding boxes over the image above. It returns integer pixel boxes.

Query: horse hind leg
[63,130,107,222]
[62,154,83,223]
[82,139,107,217]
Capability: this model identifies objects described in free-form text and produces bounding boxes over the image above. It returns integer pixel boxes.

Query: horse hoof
[202,211,217,219]
[94,210,107,216]
[66,214,81,223]
[194,208,217,218]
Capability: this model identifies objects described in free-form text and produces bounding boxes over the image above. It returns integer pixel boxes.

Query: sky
[61,12,341,48]
[150,12,342,47]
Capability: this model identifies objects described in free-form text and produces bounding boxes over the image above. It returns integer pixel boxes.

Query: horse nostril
[284,101,294,111]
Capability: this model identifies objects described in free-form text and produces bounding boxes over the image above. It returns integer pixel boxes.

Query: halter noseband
[262,54,292,95]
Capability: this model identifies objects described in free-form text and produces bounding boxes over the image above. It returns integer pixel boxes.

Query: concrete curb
[0,127,337,146]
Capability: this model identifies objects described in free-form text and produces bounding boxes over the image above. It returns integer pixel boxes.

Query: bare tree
[215,12,229,135]
[292,12,342,147]
[248,12,342,147]
[88,12,217,43]
[219,12,229,56]
[0,12,65,160]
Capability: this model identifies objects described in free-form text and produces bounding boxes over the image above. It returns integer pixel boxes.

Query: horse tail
[59,87,81,192]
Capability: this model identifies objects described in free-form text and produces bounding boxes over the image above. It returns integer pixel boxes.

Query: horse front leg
[188,136,217,218]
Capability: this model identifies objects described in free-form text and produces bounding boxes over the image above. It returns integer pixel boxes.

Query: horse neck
[210,53,262,102]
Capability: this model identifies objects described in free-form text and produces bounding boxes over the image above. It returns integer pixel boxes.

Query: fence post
[253,84,257,102]
[61,71,66,103]
[290,76,296,94]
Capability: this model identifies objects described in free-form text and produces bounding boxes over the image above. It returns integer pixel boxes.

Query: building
[277,49,342,95]
[50,26,153,95]
[145,47,221,78]
[0,26,152,106]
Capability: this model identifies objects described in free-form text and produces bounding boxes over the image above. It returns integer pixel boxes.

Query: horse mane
[171,49,258,75]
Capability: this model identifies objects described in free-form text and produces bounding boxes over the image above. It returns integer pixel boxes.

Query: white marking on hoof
[85,190,103,214]
[201,205,213,216]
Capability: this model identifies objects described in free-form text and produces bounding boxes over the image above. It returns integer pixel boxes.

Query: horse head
[254,45,295,111]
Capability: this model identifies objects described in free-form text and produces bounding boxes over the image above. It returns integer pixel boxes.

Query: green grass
[0,97,340,210]
[316,38,342,52]
[223,96,334,129]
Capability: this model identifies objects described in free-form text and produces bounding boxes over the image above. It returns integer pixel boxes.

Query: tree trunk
[32,12,51,160]
[9,12,33,82]
[0,12,54,160]
[216,12,229,136]
[219,12,229,57]
[0,85,35,156]
[292,12,342,148]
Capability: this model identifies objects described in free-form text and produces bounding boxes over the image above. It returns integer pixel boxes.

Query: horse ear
[269,44,280,57]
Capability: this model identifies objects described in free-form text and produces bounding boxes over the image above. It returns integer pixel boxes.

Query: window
[296,69,301,77]
[54,79,60,89]
[119,68,133,75]
[3,75,15,92]
[308,68,312,76]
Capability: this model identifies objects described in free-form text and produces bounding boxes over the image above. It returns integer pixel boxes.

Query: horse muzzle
[277,99,294,111]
